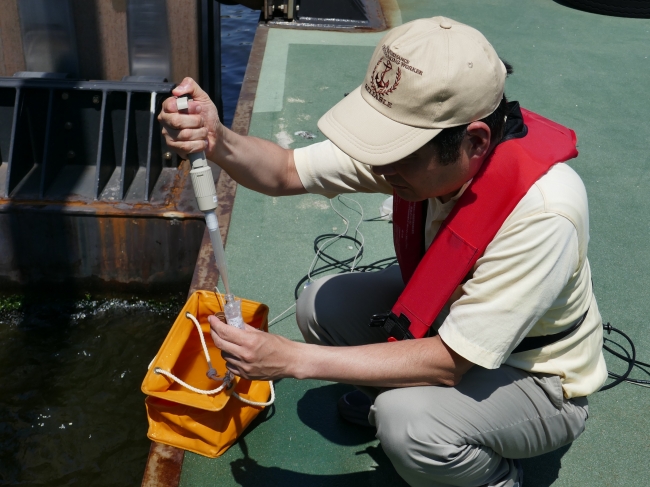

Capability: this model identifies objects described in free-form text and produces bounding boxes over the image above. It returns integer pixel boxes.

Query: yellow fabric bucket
[141,290,271,458]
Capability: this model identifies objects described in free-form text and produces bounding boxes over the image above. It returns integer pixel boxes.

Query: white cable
[623,380,650,389]
[338,195,365,272]
[268,303,296,326]
[306,195,365,283]
[153,312,275,407]
[214,286,226,310]
[306,198,349,282]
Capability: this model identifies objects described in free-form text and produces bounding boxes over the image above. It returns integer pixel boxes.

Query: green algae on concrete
[180,1,650,486]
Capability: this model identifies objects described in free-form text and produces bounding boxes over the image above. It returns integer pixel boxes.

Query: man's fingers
[178,99,202,115]
[161,97,203,115]
[161,126,209,142]
[208,315,248,345]
[210,327,240,357]
[168,139,208,157]
[159,108,208,157]
[207,315,275,381]
[159,77,220,159]
[172,77,211,104]
[161,112,204,131]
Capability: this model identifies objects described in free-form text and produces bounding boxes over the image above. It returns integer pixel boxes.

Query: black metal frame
[0,78,177,201]
[263,0,386,31]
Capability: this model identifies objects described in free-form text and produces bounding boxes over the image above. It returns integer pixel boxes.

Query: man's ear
[465,121,492,160]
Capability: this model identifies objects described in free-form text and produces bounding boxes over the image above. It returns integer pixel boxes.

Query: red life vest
[378,108,578,341]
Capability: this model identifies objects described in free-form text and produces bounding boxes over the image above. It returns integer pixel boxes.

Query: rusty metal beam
[0,0,26,76]
[0,160,209,294]
[167,0,199,84]
[141,442,185,487]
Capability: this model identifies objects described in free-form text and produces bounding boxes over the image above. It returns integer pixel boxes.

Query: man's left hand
[208,315,296,380]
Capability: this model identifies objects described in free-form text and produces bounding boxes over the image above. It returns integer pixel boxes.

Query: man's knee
[371,388,509,486]
[295,274,347,345]
[371,389,453,474]
[295,278,326,345]
[295,268,404,347]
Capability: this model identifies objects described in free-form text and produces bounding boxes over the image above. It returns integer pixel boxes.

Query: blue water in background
[221,4,260,128]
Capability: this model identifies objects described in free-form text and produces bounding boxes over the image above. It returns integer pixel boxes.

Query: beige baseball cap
[318,17,507,166]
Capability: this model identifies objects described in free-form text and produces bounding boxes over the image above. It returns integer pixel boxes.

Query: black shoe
[337,390,373,428]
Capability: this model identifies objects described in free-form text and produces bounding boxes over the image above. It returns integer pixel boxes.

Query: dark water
[0,5,259,486]
[0,296,184,486]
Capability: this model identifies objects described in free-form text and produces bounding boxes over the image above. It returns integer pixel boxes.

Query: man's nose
[371,163,397,176]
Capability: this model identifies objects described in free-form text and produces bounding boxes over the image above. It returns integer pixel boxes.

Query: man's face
[371,143,473,203]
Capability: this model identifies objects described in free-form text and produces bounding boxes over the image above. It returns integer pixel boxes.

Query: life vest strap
[370,311,415,340]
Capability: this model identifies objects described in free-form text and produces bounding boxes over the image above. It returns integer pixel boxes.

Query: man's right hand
[158,77,222,159]
[158,77,306,197]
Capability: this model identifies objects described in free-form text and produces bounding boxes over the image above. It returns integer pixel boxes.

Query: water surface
[0,296,183,486]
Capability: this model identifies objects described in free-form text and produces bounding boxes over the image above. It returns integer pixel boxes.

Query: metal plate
[17,0,80,76]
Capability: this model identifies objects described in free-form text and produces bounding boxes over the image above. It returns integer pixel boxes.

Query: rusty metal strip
[0,203,201,219]
[188,223,220,296]
[0,161,203,220]
[140,442,185,487]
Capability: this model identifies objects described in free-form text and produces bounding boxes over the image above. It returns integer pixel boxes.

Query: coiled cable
[600,322,650,391]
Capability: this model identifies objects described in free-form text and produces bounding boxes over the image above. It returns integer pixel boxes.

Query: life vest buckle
[369,312,415,341]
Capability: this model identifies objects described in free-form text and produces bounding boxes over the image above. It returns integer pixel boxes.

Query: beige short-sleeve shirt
[294,140,607,398]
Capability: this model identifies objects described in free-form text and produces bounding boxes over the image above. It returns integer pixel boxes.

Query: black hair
[429,60,514,166]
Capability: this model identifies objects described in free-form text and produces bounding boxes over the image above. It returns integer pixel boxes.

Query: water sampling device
[177,96,245,332]
[176,95,247,389]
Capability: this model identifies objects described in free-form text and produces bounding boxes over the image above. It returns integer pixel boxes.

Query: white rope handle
[154,367,227,395]
[233,380,275,407]
[186,312,220,380]
[153,311,275,407]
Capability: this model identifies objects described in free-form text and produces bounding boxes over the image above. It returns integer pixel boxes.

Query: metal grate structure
[0,77,178,202]
[0,76,211,294]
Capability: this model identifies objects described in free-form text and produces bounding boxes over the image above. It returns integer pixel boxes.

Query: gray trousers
[295,267,589,487]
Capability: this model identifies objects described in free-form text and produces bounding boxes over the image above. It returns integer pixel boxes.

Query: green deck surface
[179,1,650,485]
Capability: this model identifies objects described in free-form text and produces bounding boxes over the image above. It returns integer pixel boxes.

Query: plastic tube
[204,211,231,296]
[185,135,244,330]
